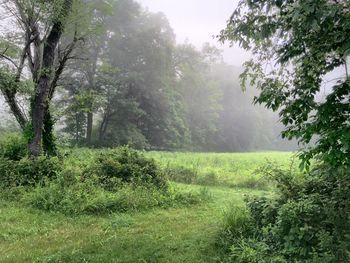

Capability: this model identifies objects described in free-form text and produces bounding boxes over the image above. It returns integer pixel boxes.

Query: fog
[136,0,251,66]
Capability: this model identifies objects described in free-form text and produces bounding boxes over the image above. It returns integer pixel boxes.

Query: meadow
[0,150,294,262]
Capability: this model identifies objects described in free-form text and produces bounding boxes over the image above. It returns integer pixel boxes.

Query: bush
[219,165,350,263]
[0,156,61,187]
[0,133,27,161]
[88,147,168,191]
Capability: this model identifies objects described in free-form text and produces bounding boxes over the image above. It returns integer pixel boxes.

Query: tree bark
[42,108,57,156]
[28,0,73,156]
[86,111,93,145]
[99,107,110,142]
[84,43,100,146]
[1,89,27,130]
[75,113,80,144]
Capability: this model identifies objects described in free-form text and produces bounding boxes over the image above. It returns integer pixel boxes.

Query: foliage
[88,147,168,191]
[0,133,27,161]
[218,165,350,262]
[219,0,350,168]
[0,147,210,215]
[218,206,255,247]
[42,110,58,156]
[0,156,61,187]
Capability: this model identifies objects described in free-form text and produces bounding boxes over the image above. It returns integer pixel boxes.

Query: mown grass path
[0,185,268,262]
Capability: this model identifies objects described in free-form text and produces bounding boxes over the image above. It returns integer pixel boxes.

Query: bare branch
[49,31,81,100]
[0,52,19,69]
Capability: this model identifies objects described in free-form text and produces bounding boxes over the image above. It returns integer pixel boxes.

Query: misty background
[0,0,298,152]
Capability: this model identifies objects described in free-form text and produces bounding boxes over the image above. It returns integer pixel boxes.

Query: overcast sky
[136,0,250,67]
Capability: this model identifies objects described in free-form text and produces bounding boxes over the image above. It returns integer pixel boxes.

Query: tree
[220,0,350,168]
[174,43,222,150]
[102,4,184,149]
[0,0,107,156]
[0,0,77,156]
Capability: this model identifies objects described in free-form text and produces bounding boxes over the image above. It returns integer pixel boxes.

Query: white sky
[136,0,251,67]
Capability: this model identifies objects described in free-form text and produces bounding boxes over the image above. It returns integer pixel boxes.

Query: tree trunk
[86,111,93,145]
[29,74,52,156]
[84,44,100,146]
[28,0,73,156]
[75,113,79,144]
[42,108,57,156]
[1,89,27,130]
[99,109,110,142]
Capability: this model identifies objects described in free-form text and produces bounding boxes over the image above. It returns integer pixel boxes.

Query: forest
[0,0,349,262]
[0,0,296,152]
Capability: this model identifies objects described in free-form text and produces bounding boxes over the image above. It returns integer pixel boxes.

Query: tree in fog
[57,0,299,152]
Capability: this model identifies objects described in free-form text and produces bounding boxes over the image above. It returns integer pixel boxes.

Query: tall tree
[0,0,109,155]
[0,0,76,156]
[80,0,186,149]
[174,43,222,150]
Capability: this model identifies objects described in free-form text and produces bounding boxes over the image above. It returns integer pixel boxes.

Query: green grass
[147,151,296,188]
[0,151,294,262]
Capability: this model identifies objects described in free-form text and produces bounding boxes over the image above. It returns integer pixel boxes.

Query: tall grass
[147,151,295,189]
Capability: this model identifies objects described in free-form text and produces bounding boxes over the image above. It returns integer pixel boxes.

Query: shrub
[88,147,168,191]
[219,165,350,263]
[0,133,27,161]
[0,156,61,188]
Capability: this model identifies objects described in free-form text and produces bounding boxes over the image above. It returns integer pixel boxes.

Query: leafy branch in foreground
[220,0,350,168]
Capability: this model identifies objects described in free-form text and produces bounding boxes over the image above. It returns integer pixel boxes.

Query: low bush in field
[218,165,350,263]
[88,147,168,191]
[22,176,210,215]
[0,156,61,187]
[0,134,61,188]
[0,144,209,215]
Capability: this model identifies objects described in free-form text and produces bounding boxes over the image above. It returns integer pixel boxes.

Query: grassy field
[0,151,294,263]
[148,151,296,188]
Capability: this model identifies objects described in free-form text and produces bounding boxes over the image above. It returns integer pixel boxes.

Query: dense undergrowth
[0,135,209,215]
[217,165,350,263]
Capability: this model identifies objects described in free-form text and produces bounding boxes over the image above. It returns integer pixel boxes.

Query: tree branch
[49,28,81,101]
[0,52,19,69]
